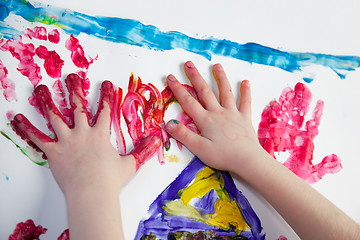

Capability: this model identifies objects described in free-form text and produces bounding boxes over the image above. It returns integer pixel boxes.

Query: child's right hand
[166,61,266,173]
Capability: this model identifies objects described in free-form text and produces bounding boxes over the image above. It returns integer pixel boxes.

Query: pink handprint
[258,82,342,183]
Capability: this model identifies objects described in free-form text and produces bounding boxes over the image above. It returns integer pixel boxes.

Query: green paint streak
[0,125,48,167]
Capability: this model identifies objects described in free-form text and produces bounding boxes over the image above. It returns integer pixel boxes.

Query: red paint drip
[9,219,47,240]
[0,59,17,102]
[35,45,64,79]
[276,236,288,240]
[0,38,42,86]
[65,35,97,69]
[258,82,342,183]
[48,29,60,44]
[24,26,48,41]
[130,135,162,170]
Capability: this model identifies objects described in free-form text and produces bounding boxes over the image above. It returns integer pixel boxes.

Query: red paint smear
[34,84,68,132]
[0,59,17,102]
[65,35,97,69]
[57,229,69,240]
[0,38,42,86]
[35,45,64,79]
[9,219,47,240]
[130,135,162,170]
[48,29,60,44]
[24,26,47,41]
[113,87,126,155]
[65,73,90,127]
[76,70,91,96]
[258,82,342,183]
[52,79,72,125]
[119,74,197,165]
[276,236,288,240]
[6,110,15,120]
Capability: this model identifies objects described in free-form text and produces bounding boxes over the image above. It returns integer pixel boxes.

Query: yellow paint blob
[163,167,250,234]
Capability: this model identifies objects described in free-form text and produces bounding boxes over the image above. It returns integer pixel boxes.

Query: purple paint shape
[135,156,265,240]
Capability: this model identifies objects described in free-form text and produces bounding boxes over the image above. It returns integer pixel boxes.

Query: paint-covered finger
[184,61,219,110]
[10,113,55,154]
[166,120,208,157]
[92,80,114,129]
[167,74,206,123]
[34,84,69,139]
[65,73,90,128]
[239,80,252,119]
[129,135,162,171]
[213,64,236,109]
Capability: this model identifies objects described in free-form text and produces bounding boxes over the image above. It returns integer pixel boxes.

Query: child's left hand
[10,74,161,197]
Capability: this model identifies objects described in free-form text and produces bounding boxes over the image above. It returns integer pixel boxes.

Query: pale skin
[165,61,360,240]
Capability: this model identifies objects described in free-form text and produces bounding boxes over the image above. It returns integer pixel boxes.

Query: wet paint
[130,135,162,170]
[9,219,69,240]
[136,156,265,240]
[0,59,16,102]
[258,82,342,183]
[35,45,64,79]
[119,73,197,163]
[9,219,47,240]
[0,38,42,86]
[2,0,360,81]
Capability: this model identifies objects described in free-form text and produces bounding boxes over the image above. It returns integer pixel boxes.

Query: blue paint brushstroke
[1,0,360,81]
[135,156,265,240]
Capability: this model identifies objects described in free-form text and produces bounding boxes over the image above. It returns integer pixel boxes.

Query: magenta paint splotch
[24,26,48,41]
[65,34,97,69]
[0,38,42,86]
[9,219,69,240]
[9,219,47,240]
[35,45,64,78]
[48,29,60,44]
[0,59,17,102]
[258,82,342,183]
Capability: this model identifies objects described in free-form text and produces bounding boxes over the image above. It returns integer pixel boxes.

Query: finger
[166,74,206,124]
[34,85,69,139]
[10,113,55,153]
[184,61,219,110]
[92,80,114,129]
[129,135,161,170]
[65,73,90,128]
[239,80,252,119]
[212,64,236,109]
[166,120,209,157]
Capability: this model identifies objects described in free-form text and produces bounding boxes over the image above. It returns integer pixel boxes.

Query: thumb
[129,135,161,170]
[166,120,205,156]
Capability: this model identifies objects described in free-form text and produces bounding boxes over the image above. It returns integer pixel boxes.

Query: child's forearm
[236,148,360,240]
[65,186,124,240]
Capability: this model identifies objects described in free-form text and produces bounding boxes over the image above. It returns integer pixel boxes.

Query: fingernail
[166,120,177,131]
[242,80,250,87]
[168,74,176,82]
[214,64,224,71]
[185,61,195,69]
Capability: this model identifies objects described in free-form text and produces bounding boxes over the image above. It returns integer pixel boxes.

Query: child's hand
[166,61,264,173]
[11,74,160,197]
